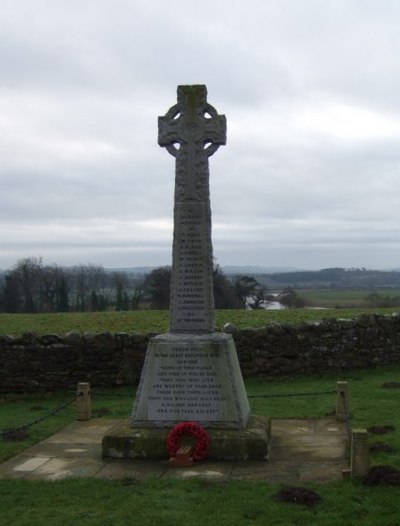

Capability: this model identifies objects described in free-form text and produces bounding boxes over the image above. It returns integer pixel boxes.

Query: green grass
[299,288,400,308]
[2,365,400,525]
[0,388,134,463]
[1,477,399,526]
[2,307,400,336]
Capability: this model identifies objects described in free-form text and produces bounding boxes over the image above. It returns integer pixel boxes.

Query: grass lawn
[1,365,400,525]
[1,477,399,526]
[2,307,400,336]
[299,288,400,308]
[300,289,371,307]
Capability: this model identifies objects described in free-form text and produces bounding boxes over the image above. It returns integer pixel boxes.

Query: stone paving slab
[25,458,107,481]
[298,461,348,484]
[272,445,346,461]
[0,455,52,479]
[21,442,102,459]
[273,434,348,447]
[0,418,349,483]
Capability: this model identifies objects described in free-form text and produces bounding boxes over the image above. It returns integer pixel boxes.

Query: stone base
[131,332,250,429]
[102,415,271,461]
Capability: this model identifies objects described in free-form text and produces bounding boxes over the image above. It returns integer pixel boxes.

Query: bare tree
[70,264,108,311]
[8,257,43,313]
[234,275,269,309]
[143,266,171,309]
[111,271,129,311]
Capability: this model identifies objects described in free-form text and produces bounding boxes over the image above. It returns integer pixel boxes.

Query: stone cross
[158,85,226,333]
[128,87,251,431]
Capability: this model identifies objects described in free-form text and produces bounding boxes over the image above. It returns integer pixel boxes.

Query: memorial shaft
[158,85,226,333]
[130,85,250,430]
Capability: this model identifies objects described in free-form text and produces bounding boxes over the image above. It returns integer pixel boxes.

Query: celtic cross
[130,89,251,433]
[158,85,226,201]
[158,85,226,333]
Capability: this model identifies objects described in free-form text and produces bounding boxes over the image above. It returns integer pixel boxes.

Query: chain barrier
[0,387,338,438]
[0,393,82,439]
[248,390,335,399]
[340,391,352,440]
[91,391,132,398]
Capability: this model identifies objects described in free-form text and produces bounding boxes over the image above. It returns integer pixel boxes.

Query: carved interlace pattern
[158,86,225,333]
[158,85,226,202]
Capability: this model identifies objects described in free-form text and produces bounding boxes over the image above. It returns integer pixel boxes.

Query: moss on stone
[102,415,270,461]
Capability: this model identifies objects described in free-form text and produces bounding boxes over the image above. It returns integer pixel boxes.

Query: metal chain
[0,393,81,438]
[0,387,338,438]
[340,391,352,440]
[91,391,132,398]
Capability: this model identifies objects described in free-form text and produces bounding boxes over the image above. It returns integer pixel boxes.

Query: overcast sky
[1,0,400,271]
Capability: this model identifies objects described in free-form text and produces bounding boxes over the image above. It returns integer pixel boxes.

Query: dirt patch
[369,442,396,453]
[363,465,400,486]
[273,487,322,508]
[382,381,400,389]
[367,425,395,435]
[1,428,29,441]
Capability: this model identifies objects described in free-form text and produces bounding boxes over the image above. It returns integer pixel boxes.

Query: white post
[336,381,348,422]
[351,429,370,477]
[76,382,91,421]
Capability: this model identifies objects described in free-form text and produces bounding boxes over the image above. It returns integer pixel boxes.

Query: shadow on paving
[0,418,348,483]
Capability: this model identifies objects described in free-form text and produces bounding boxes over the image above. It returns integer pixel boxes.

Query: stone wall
[1,314,400,392]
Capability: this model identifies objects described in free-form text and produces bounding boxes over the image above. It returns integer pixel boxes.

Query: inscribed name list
[170,202,213,333]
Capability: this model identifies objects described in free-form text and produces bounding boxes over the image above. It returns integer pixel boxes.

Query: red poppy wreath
[166,422,210,461]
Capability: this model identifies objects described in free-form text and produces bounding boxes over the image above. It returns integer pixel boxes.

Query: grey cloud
[1,0,400,269]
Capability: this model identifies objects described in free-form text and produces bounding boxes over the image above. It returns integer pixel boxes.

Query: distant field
[1,307,400,336]
[299,288,400,308]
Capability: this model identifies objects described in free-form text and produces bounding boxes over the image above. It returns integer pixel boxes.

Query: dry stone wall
[1,314,400,392]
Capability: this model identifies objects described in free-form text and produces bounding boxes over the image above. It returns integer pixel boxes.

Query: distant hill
[255,268,400,289]
[102,266,400,290]
[104,265,303,276]
[222,265,302,275]
[105,266,157,275]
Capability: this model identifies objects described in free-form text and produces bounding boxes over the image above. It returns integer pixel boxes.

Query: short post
[336,381,348,422]
[351,429,370,477]
[76,382,91,421]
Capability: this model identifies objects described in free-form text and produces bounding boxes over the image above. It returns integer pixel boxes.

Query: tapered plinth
[131,333,250,429]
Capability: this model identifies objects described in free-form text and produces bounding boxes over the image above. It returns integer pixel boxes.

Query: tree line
[0,257,144,313]
[266,267,400,288]
[0,257,273,313]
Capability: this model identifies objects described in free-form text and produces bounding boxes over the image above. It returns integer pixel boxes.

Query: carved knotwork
[158,85,226,201]
[158,85,226,158]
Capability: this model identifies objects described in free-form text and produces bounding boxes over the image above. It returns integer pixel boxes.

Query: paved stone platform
[103,415,271,460]
[0,418,349,483]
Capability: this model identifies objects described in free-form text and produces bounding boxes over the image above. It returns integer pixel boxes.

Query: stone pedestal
[103,415,271,461]
[102,86,270,462]
[131,333,250,429]
[351,428,370,477]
